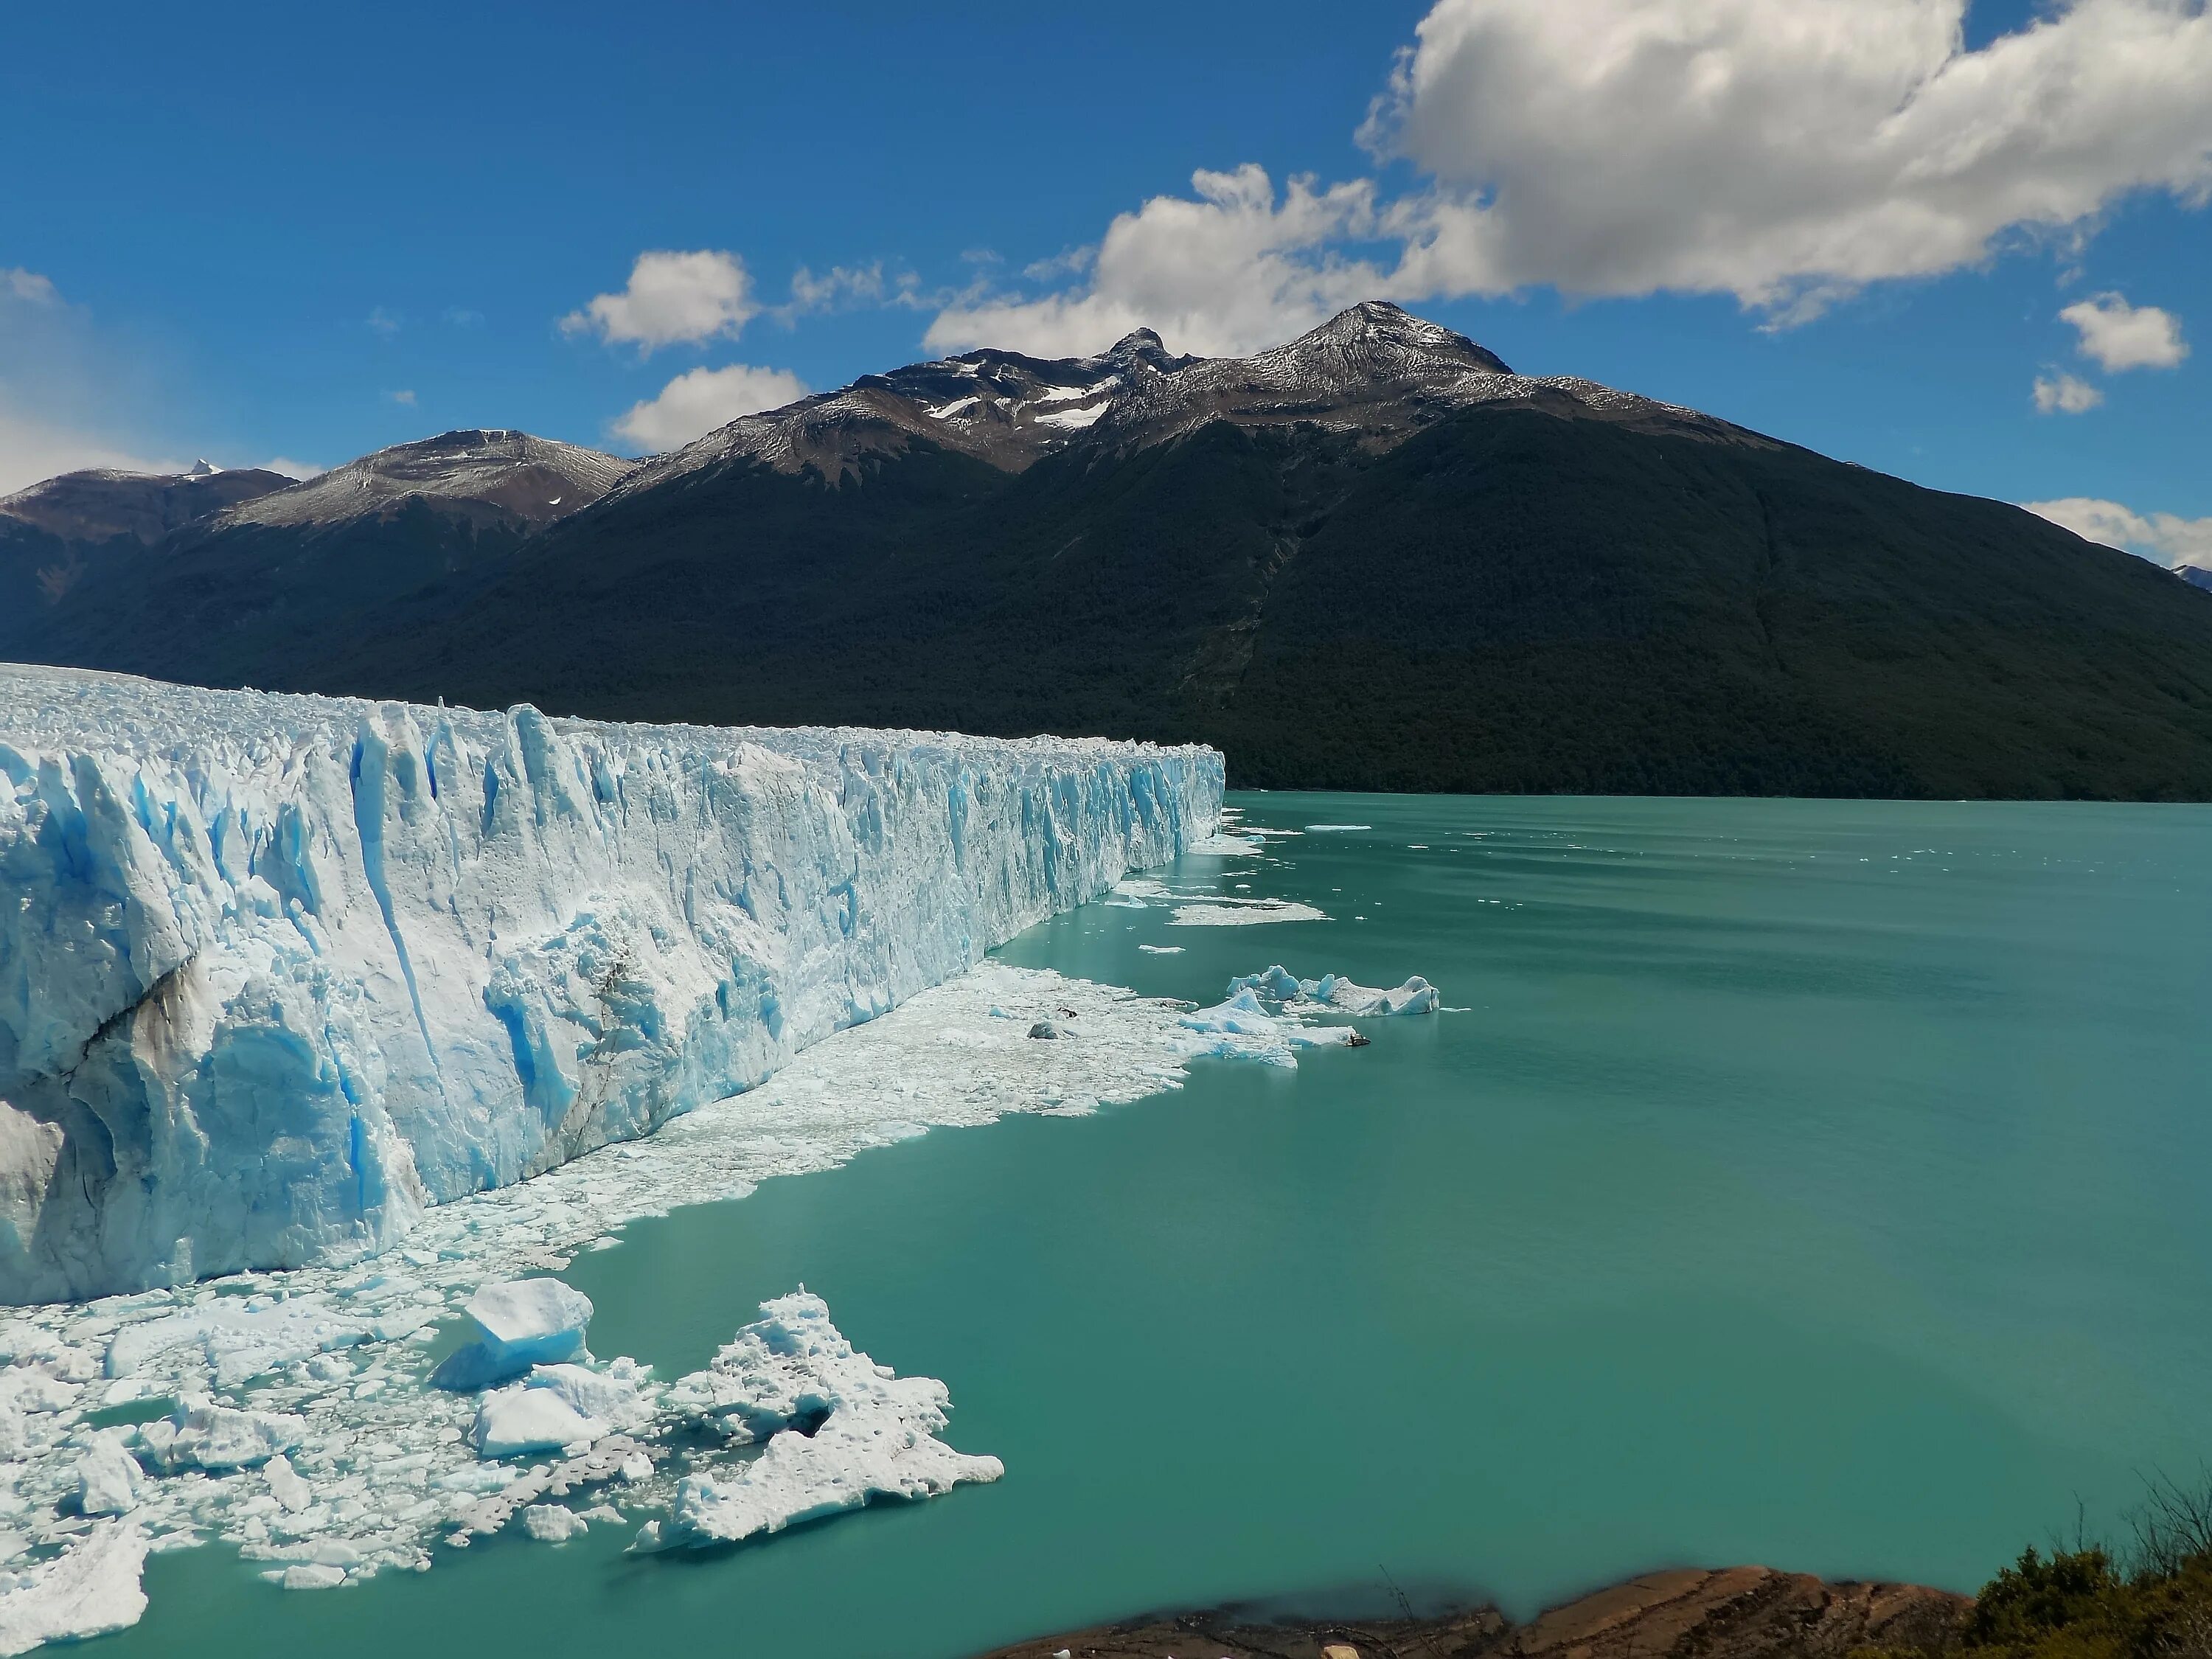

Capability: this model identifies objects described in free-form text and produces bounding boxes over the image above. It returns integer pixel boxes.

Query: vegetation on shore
[1883,1480,2212,1659]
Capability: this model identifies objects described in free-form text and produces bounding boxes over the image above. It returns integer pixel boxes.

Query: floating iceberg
[0,1523,147,1656]
[1176,987,1358,1068]
[473,1385,604,1458]
[1226,966,1440,1018]
[641,1292,1002,1548]
[137,1396,304,1472]
[0,664,1219,1301]
[1167,900,1329,926]
[73,1433,143,1517]
[431,1279,593,1390]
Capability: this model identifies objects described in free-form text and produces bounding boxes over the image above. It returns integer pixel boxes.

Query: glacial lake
[101,793,2212,1658]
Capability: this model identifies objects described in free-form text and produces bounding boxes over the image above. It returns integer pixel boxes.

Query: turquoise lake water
[102,793,2212,1657]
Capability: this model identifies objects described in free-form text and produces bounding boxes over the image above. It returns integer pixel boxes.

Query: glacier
[0,664,1220,1303]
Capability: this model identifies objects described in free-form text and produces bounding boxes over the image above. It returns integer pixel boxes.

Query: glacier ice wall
[0,665,1220,1302]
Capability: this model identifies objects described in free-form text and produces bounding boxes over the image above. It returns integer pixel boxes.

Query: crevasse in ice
[0,666,1220,1303]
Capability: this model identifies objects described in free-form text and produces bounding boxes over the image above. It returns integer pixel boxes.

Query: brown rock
[971,1566,1965,1659]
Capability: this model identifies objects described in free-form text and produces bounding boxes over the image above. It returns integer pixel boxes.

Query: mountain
[1,430,632,689]
[2181,565,2212,594]
[0,459,295,621]
[13,305,2212,799]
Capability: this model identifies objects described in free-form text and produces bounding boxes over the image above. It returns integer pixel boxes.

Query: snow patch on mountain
[212,430,633,532]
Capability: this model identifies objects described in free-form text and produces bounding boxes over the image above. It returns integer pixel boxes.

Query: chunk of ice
[644,1293,1001,1548]
[72,1433,142,1517]
[137,1397,302,1472]
[473,1387,605,1460]
[432,1279,592,1391]
[0,1523,147,1654]
[519,1505,586,1543]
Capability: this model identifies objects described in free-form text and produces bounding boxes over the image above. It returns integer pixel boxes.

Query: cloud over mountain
[928,0,2212,355]
[563,250,760,353]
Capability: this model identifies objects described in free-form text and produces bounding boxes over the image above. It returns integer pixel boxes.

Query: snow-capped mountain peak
[183,458,223,479]
[618,302,1757,493]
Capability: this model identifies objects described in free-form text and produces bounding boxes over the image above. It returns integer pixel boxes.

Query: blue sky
[3,0,2207,561]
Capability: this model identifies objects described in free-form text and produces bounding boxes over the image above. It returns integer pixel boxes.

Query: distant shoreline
[971,1565,1966,1659]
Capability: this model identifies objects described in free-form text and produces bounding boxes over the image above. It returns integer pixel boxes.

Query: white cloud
[562,251,758,353]
[0,271,188,495]
[611,363,809,451]
[927,165,1391,358]
[257,456,324,481]
[0,397,183,496]
[387,389,417,407]
[2025,495,2212,567]
[366,306,401,338]
[2033,372,2104,414]
[3,268,58,306]
[933,1,2212,353]
[2059,292,2190,370]
[1368,0,2212,317]
[782,263,888,317]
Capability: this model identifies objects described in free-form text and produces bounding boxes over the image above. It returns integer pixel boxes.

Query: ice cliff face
[0,665,1220,1303]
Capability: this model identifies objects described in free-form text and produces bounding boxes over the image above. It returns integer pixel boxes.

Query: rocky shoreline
[975,1565,1966,1659]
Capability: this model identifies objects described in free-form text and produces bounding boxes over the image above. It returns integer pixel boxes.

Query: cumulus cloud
[562,251,758,353]
[927,164,1390,357]
[611,363,809,451]
[1369,0,2212,317]
[931,0,2212,353]
[2033,372,2104,414]
[2059,292,2190,370]
[2025,495,2212,567]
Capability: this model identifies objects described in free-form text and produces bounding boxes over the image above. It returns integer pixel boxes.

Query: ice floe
[0,1523,147,1656]
[1168,900,1330,926]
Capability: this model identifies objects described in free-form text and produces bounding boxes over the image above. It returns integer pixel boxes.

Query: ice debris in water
[0,664,1220,1302]
[1176,965,1440,1065]
[1178,989,1358,1068]
[1167,900,1330,926]
[0,959,1364,1644]
[473,1360,655,1459]
[431,1280,594,1391]
[73,1433,143,1517]
[0,1524,147,1656]
[639,1293,1002,1549]
[137,1397,304,1472]
[1227,965,1440,1018]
